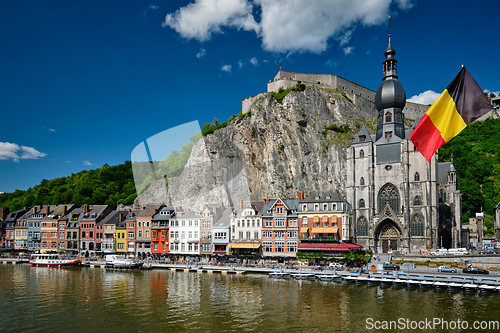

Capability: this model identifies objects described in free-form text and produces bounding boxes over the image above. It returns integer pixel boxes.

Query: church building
[346,35,461,253]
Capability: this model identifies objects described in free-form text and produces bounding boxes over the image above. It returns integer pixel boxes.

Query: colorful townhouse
[261,198,299,258]
[115,218,127,255]
[170,210,201,258]
[0,208,9,248]
[212,208,233,255]
[296,190,356,256]
[200,203,225,260]
[228,201,263,255]
[65,207,83,254]
[135,204,164,258]
[16,208,35,251]
[4,209,25,249]
[151,207,175,255]
[79,205,111,256]
[124,211,138,257]
[100,210,128,254]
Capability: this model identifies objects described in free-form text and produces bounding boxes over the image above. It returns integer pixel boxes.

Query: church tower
[374,34,406,141]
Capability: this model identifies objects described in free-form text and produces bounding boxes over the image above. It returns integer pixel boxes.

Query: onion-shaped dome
[375,79,406,111]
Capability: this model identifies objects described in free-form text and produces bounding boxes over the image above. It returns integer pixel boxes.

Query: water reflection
[0,264,499,333]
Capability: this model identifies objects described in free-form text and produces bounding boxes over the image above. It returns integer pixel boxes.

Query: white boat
[495,286,500,293]
[367,277,383,284]
[462,283,478,291]
[291,273,316,279]
[406,280,420,287]
[478,284,496,292]
[393,279,407,286]
[418,281,434,288]
[355,276,369,283]
[433,281,448,289]
[447,282,464,290]
[105,255,143,270]
[316,275,338,281]
[29,254,81,267]
[380,278,395,285]
[269,272,290,278]
[343,276,357,283]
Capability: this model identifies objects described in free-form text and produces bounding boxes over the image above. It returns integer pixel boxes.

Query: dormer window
[385,112,391,122]
[314,204,319,211]
[359,135,366,142]
[302,204,307,212]
[385,131,392,138]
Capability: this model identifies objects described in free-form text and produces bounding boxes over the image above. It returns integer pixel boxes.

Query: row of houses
[0,189,360,259]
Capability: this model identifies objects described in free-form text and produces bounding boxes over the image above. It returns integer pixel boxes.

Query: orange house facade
[151,207,174,255]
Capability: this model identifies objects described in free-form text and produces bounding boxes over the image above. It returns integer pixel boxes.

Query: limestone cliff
[134,85,380,210]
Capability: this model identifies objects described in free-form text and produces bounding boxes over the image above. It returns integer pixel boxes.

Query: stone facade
[347,37,461,253]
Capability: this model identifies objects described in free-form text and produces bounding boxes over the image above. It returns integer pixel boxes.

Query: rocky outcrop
[134,86,379,210]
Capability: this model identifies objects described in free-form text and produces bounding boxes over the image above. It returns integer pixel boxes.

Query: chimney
[38,204,43,210]
[240,200,243,211]
[119,214,124,223]
[84,204,88,213]
[32,207,37,214]
[263,198,267,204]
[23,206,27,212]
[62,205,67,216]
[45,206,50,216]
[298,190,304,201]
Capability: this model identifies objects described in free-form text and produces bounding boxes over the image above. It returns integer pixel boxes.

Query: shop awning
[297,242,362,252]
[228,243,261,249]
[311,227,338,233]
[300,228,309,233]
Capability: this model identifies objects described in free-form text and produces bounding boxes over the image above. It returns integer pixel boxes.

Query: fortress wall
[242,93,267,114]
[404,101,430,121]
[267,79,297,93]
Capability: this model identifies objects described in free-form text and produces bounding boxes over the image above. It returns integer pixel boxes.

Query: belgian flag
[410,66,493,162]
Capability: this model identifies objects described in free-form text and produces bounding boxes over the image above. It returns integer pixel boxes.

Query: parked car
[463,267,489,275]
[437,265,457,273]
[382,263,400,270]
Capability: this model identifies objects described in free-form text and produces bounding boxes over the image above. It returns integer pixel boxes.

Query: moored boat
[105,255,143,270]
[478,284,496,293]
[291,273,316,279]
[29,254,81,267]
[269,272,290,278]
[462,283,478,291]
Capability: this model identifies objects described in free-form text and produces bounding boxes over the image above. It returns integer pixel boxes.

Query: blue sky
[0,0,499,194]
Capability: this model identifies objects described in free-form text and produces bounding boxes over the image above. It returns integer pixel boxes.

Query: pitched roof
[213,208,233,228]
[300,189,347,204]
[352,125,373,144]
[98,210,129,226]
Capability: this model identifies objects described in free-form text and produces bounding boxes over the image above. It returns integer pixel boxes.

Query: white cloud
[237,60,244,69]
[250,57,258,65]
[164,0,413,53]
[0,142,47,162]
[325,59,338,67]
[162,0,259,42]
[407,90,441,105]
[221,64,232,72]
[343,46,354,55]
[143,3,159,15]
[83,160,92,166]
[48,128,55,132]
[196,48,206,58]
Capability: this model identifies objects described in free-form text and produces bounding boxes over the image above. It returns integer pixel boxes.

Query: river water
[1,264,499,332]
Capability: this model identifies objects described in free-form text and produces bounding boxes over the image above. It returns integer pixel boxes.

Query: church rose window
[378,183,400,213]
[411,214,424,236]
[357,217,368,236]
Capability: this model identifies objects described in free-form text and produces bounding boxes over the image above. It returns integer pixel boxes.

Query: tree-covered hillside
[439,117,500,235]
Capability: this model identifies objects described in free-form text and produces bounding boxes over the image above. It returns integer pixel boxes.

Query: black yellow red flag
[410,66,493,161]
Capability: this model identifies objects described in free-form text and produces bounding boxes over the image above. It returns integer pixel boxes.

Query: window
[287,231,297,238]
[359,199,365,208]
[275,231,285,238]
[378,183,400,213]
[189,231,192,239]
[152,231,158,239]
[181,231,185,239]
[411,214,424,236]
[263,241,272,252]
[302,217,308,226]
[359,135,366,142]
[246,231,251,239]
[323,204,328,211]
[194,231,198,239]
[262,231,272,238]
[265,219,272,227]
[289,219,297,227]
[302,204,307,211]
[385,112,391,122]
[314,204,319,211]
[439,189,446,203]
[287,242,297,253]
[414,172,420,181]
[360,149,364,158]
[138,230,142,238]
[239,231,243,239]
[214,232,226,240]
[385,131,392,138]
[201,232,205,239]
[275,242,284,252]
[360,177,365,185]
[275,218,285,227]
[254,231,259,240]
[128,232,134,238]
[414,196,421,206]
[276,207,283,214]
[357,217,368,236]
